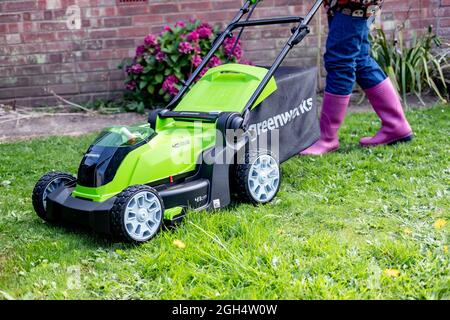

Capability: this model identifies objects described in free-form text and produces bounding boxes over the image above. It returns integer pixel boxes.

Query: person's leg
[301,13,365,156]
[356,20,413,147]
[355,18,387,89]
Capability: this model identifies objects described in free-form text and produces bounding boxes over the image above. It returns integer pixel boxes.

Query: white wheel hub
[124,191,162,241]
[137,209,148,222]
[248,154,280,203]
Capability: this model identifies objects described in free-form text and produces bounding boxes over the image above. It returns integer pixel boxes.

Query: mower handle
[166,0,325,118]
[241,0,325,127]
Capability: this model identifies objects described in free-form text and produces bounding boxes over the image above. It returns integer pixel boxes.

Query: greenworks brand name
[248,97,313,135]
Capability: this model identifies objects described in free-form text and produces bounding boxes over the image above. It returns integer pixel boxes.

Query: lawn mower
[32,0,324,243]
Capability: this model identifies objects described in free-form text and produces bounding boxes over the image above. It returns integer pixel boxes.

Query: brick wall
[0,0,448,108]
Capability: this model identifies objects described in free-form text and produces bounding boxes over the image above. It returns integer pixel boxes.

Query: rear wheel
[32,172,76,222]
[111,185,164,243]
[234,150,281,204]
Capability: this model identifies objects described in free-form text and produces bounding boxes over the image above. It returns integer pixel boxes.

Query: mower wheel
[32,171,76,222]
[234,150,281,205]
[110,185,164,243]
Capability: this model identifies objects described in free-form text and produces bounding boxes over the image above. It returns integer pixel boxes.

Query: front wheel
[234,150,281,205]
[110,185,164,243]
[32,172,76,222]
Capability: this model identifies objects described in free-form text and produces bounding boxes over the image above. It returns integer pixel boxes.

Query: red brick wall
[0,0,448,108]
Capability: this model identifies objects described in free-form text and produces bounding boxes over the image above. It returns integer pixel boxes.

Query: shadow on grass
[34,219,137,249]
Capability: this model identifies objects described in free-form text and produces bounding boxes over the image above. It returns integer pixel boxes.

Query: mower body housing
[46,64,280,230]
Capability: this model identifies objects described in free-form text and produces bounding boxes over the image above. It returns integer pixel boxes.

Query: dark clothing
[324,0,384,18]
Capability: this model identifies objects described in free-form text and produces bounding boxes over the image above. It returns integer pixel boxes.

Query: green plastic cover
[175,64,277,113]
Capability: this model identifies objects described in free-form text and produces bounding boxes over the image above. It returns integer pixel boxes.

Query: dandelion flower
[173,239,186,249]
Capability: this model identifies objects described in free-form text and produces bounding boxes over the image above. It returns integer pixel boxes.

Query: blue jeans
[324,12,387,95]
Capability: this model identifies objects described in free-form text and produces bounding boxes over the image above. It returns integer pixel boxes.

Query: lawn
[0,105,448,300]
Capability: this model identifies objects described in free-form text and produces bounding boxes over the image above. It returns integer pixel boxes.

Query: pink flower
[165,75,178,85]
[193,45,201,54]
[200,68,209,76]
[187,31,199,42]
[162,75,179,96]
[135,45,146,57]
[169,86,179,95]
[155,51,167,62]
[144,34,157,47]
[126,80,136,91]
[175,21,186,28]
[208,55,221,68]
[196,24,213,39]
[131,64,144,74]
[223,36,237,53]
[223,36,243,61]
[191,55,202,67]
[178,41,194,54]
[232,46,243,60]
[164,25,172,32]
[196,67,209,81]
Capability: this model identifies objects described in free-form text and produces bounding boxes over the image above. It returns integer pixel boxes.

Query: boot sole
[299,146,339,156]
[387,134,414,145]
[360,133,414,148]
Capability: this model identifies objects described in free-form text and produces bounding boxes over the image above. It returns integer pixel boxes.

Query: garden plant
[121,20,245,108]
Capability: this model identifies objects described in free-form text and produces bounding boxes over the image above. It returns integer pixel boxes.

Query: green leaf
[370,25,447,102]
[175,71,184,80]
[155,74,164,84]
[143,66,152,73]
[139,81,147,90]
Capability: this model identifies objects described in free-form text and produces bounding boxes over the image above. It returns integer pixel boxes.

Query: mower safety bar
[158,110,221,121]
[233,16,303,28]
[166,4,303,110]
[166,0,325,129]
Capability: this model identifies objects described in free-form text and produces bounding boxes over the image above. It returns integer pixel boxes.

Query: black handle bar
[166,0,326,126]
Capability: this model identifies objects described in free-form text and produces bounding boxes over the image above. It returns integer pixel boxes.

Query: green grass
[0,106,449,300]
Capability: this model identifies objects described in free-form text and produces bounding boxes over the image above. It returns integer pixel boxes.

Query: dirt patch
[0,112,145,143]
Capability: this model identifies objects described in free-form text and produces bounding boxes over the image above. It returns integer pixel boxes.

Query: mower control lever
[290,25,310,46]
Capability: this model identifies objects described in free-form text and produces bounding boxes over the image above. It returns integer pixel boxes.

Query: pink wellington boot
[360,78,413,147]
[300,92,351,156]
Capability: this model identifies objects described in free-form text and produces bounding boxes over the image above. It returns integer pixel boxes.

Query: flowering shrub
[121,20,246,107]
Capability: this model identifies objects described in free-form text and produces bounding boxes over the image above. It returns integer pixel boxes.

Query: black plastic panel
[77,144,138,188]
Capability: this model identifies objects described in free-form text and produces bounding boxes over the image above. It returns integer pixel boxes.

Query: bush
[370,25,448,105]
[121,20,246,108]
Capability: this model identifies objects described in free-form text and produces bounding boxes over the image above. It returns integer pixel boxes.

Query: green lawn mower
[32,0,324,243]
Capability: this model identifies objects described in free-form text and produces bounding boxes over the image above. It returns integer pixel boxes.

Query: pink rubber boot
[300,92,351,156]
[360,78,413,147]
